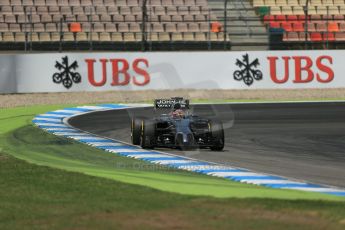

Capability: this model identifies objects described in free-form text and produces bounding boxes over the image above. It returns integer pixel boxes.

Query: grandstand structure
[0,0,344,51]
[255,0,345,49]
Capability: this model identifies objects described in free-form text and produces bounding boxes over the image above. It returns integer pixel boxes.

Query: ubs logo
[52,56,81,89]
[233,54,263,86]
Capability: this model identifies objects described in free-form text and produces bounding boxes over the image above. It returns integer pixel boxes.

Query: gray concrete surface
[69,102,345,188]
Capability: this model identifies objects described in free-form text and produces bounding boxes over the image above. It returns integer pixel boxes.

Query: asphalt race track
[68,102,345,188]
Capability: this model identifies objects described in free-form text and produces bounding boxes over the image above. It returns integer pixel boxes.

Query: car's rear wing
[154,97,190,109]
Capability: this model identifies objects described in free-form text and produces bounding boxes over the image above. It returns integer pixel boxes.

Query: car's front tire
[131,117,142,145]
[140,120,155,149]
[209,120,224,151]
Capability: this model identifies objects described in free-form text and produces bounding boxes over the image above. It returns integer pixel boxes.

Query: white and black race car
[131,97,224,151]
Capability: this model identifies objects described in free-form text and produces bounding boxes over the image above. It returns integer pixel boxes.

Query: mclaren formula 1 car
[131,97,224,151]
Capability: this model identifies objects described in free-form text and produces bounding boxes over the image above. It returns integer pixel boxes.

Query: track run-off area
[68,102,345,190]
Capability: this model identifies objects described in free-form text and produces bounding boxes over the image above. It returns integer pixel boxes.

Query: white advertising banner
[0,50,343,93]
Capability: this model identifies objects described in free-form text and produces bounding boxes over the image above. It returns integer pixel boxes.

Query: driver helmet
[173,103,182,111]
[172,103,184,118]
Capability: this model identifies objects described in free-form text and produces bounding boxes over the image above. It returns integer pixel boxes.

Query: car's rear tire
[140,120,155,149]
[131,117,142,145]
[209,120,224,151]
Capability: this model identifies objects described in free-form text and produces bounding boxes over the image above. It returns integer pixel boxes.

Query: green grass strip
[2,151,345,230]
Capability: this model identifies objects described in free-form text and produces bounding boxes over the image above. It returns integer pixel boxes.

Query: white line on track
[34,117,62,121]
[108,149,145,153]
[286,187,345,192]
[44,128,74,131]
[208,172,265,177]
[152,160,198,165]
[35,124,66,127]
[54,132,88,136]
[53,109,82,114]
[240,179,307,185]
[177,165,236,170]
[38,114,67,118]
[89,142,124,147]
[128,154,178,159]
[76,106,110,110]
[69,136,109,140]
